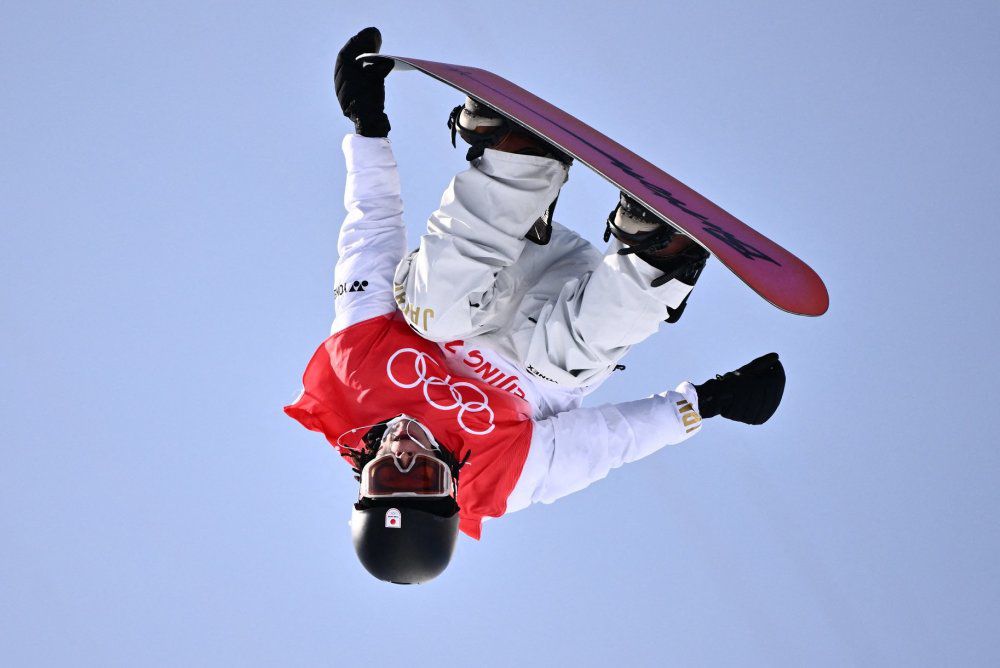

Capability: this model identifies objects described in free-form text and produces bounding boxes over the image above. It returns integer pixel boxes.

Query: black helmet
[351,497,459,584]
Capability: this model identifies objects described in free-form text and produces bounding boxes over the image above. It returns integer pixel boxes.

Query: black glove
[334,27,394,137]
[694,353,786,425]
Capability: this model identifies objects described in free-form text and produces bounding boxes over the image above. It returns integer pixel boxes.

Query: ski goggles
[360,452,454,498]
[349,415,455,498]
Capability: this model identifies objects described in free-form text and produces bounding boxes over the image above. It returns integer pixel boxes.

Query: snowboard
[365,54,829,317]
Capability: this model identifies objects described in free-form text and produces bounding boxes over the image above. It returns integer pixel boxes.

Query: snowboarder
[285,28,786,584]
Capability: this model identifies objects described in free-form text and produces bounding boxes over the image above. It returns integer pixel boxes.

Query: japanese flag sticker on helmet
[385,508,402,528]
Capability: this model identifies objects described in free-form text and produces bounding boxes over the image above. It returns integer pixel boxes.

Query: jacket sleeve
[330,134,407,334]
[504,382,704,512]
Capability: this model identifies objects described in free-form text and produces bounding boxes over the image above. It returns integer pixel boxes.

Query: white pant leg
[394,147,695,391]
[393,149,568,341]
[514,239,696,389]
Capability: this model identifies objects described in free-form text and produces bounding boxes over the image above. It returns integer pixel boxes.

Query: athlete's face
[375,418,440,470]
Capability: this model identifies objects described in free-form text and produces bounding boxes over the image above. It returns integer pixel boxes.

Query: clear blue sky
[2,1,998,665]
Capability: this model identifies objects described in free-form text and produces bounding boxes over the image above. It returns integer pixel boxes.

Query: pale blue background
[2,1,998,665]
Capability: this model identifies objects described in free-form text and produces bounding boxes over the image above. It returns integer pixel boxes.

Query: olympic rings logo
[386,348,496,435]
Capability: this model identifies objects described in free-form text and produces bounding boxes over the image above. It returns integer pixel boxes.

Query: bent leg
[517,238,695,388]
[394,149,568,341]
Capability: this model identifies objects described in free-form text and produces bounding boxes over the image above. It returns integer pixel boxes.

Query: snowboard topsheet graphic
[368,54,829,316]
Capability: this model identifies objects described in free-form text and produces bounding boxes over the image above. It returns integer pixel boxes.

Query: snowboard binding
[605,192,709,321]
[447,97,572,165]
[447,97,570,245]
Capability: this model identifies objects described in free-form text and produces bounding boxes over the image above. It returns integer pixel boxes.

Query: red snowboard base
[369,54,829,317]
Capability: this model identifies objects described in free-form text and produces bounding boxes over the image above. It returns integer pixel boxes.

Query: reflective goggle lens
[363,454,452,497]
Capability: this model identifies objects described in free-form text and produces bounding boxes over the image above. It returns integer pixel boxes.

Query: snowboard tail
[369,54,829,316]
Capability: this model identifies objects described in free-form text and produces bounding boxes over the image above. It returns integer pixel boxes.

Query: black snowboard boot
[447,96,570,245]
[604,192,709,322]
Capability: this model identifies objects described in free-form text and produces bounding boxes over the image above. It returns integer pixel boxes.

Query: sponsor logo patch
[334,280,369,298]
[526,364,559,384]
[675,399,702,433]
[385,508,401,528]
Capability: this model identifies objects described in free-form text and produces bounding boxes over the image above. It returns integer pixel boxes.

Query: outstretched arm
[506,382,703,511]
[505,354,785,511]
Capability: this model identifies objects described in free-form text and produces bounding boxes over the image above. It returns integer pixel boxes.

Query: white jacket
[329,134,702,516]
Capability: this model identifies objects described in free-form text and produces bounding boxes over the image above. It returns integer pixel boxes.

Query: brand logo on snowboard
[386,348,496,435]
[445,65,781,267]
[698,222,780,264]
[334,280,369,298]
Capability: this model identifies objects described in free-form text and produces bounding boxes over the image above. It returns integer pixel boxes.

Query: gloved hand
[694,353,786,425]
[334,27,394,137]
